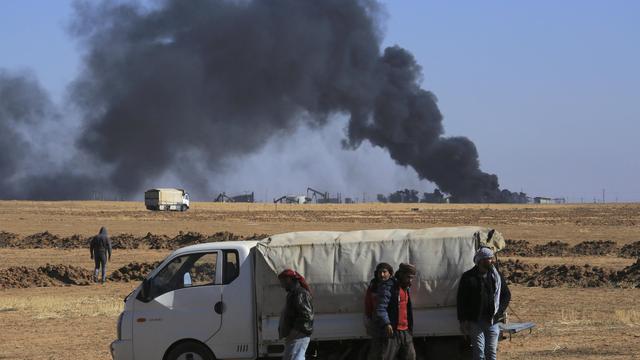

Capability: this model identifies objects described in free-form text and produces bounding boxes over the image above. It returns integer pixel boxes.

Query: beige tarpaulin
[255,226,504,317]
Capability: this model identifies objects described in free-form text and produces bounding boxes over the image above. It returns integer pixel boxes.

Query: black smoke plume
[2,0,520,202]
[0,70,100,200]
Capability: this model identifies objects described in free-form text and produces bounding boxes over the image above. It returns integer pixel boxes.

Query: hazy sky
[1,1,638,202]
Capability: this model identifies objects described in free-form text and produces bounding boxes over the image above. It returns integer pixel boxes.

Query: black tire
[165,341,214,360]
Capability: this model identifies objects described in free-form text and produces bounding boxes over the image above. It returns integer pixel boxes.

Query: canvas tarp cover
[255,226,504,317]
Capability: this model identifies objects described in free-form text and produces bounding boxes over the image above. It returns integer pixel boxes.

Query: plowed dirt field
[1,202,639,359]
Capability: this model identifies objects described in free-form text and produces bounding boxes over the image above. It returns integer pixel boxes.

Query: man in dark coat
[89,227,112,284]
[278,269,314,360]
[364,263,394,336]
[457,247,511,360]
[371,263,417,360]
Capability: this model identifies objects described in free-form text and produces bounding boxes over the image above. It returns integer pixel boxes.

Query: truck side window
[148,252,218,299]
[223,250,239,284]
[190,253,218,286]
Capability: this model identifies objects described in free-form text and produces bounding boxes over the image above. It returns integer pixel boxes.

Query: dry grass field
[1,201,639,359]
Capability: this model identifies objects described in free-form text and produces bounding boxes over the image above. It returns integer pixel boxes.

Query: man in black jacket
[371,263,417,360]
[457,247,511,360]
[89,227,112,284]
[278,269,314,360]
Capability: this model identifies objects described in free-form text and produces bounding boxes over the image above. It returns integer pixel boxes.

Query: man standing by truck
[364,263,394,336]
[457,247,511,360]
[89,227,112,284]
[372,263,417,360]
[278,269,314,360]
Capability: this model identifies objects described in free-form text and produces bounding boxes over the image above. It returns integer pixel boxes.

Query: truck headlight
[117,312,124,340]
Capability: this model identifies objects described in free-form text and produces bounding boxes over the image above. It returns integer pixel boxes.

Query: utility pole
[602,189,606,204]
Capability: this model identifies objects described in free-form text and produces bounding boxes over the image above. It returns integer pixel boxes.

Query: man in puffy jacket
[364,263,394,336]
[371,263,417,360]
[89,227,112,284]
[278,269,314,360]
[457,247,511,360]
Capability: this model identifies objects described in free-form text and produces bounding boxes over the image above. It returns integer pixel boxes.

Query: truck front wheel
[165,341,214,360]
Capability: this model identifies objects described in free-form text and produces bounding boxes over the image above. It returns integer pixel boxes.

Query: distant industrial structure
[533,197,566,204]
[306,187,342,204]
[377,189,450,204]
[209,187,568,205]
[273,195,310,204]
[214,192,255,203]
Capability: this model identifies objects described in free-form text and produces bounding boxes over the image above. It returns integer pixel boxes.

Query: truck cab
[111,241,258,360]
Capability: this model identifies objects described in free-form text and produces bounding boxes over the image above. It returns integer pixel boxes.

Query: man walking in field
[371,263,417,360]
[89,227,112,284]
[457,247,511,360]
[278,269,314,360]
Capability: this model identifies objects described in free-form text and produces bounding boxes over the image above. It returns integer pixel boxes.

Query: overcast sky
[1,1,638,202]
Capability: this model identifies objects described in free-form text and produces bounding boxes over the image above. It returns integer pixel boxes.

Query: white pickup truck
[110,227,533,360]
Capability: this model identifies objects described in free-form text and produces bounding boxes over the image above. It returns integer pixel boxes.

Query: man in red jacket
[370,263,417,360]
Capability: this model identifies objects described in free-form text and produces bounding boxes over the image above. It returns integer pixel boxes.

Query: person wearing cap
[364,263,394,336]
[457,247,511,360]
[89,226,112,284]
[278,269,314,360]
[371,263,417,360]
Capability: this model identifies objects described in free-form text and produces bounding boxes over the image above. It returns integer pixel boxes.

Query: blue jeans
[282,335,310,360]
[469,321,499,360]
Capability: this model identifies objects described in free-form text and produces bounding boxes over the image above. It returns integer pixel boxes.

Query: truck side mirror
[183,272,192,288]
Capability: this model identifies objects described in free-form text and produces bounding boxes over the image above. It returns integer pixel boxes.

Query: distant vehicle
[144,188,190,211]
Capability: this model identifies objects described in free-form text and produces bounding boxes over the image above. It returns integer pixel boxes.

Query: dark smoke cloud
[0,70,100,200]
[2,0,518,202]
[0,70,51,198]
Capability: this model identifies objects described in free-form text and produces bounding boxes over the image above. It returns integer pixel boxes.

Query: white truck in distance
[144,188,190,211]
[110,227,533,360]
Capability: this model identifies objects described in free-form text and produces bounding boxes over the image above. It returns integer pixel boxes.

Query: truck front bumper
[110,339,133,360]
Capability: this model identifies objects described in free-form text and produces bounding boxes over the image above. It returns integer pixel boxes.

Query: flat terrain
[1,201,639,244]
[1,201,639,359]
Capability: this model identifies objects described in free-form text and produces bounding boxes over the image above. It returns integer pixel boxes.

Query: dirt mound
[40,264,93,285]
[619,241,640,258]
[500,260,616,288]
[60,234,90,248]
[526,264,612,288]
[533,241,571,256]
[501,240,572,257]
[171,231,208,247]
[500,240,534,257]
[20,231,62,248]
[613,259,640,288]
[0,231,19,247]
[109,262,160,282]
[0,230,269,250]
[0,264,93,289]
[141,232,172,249]
[572,240,618,256]
[499,259,539,284]
[111,233,139,249]
[0,266,57,289]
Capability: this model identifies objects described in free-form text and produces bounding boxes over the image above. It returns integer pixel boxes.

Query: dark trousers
[369,330,416,360]
[93,251,108,282]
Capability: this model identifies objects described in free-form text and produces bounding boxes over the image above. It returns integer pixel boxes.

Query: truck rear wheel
[165,341,214,360]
